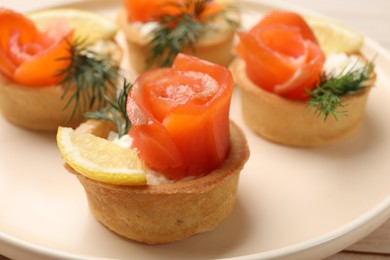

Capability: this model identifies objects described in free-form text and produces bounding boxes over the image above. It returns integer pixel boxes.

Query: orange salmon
[236,11,325,99]
[0,8,73,86]
[127,53,233,180]
[124,0,222,22]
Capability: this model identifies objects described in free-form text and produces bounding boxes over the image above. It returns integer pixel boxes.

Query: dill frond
[146,0,239,68]
[55,40,120,122]
[309,61,374,121]
[85,80,132,138]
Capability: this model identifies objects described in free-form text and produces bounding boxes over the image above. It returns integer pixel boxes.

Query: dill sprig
[309,62,374,121]
[85,80,132,138]
[146,0,239,68]
[147,12,203,67]
[56,40,119,122]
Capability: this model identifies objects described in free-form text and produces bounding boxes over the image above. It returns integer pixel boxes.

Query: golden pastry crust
[230,56,375,147]
[65,119,249,244]
[0,40,122,131]
[116,9,239,74]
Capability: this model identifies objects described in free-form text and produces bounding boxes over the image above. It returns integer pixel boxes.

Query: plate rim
[1,0,390,259]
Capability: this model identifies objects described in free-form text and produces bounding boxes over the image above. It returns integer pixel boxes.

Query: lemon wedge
[306,16,364,54]
[29,8,117,44]
[57,127,146,185]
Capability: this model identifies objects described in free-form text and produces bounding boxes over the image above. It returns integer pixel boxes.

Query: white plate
[1,0,390,259]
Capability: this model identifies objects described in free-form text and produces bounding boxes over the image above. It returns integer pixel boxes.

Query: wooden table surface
[0,0,389,259]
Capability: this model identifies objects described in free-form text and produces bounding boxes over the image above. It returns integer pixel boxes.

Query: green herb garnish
[146,0,239,68]
[85,80,132,138]
[56,40,120,122]
[309,61,374,121]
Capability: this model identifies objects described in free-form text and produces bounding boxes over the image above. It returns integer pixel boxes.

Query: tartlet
[0,9,121,131]
[58,53,250,244]
[231,57,374,147]
[116,0,240,74]
[0,40,121,131]
[66,118,249,244]
[231,11,375,147]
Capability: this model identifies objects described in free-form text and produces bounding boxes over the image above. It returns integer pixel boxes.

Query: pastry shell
[230,57,375,147]
[65,119,249,244]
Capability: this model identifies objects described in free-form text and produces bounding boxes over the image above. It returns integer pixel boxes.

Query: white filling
[131,21,159,36]
[108,132,133,148]
[324,53,365,76]
[131,18,231,41]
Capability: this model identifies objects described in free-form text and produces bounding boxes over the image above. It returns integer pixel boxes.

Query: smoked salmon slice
[251,11,318,44]
[124,0,222,22]
[124,0,181,22]
[236,11,325,99]
[127,53,233,180]
[0,8,73,86]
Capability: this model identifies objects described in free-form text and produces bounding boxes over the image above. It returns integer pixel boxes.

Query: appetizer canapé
[117,0,240,74]
[0,8,121,131]
[230,11,375,147]
[57,54,249,244]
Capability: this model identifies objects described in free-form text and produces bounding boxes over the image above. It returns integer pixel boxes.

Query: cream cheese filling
[108,132,196,185]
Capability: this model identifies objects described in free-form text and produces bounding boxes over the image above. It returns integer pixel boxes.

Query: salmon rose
[236,11,325,99]
[127,53,234,180]
[124,0,222,22]
[0,8,73,87]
